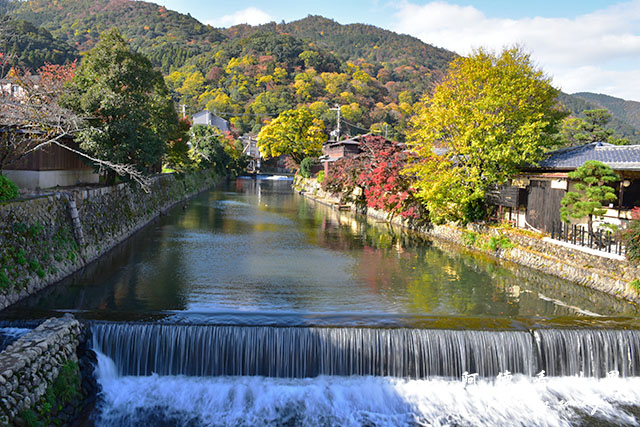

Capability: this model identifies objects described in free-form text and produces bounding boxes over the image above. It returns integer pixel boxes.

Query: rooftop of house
[534,142,640,171]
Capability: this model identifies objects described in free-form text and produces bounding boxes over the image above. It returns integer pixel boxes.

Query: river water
[4,179,640,426]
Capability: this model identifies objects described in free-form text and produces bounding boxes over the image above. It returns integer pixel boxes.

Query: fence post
[598,230,602,249]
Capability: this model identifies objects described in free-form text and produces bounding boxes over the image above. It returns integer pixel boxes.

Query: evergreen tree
[64,29,179,184]
[561,160,619,237]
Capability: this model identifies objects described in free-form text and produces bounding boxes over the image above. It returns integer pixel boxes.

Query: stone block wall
[0,170,221,311]
[0,314,81,424]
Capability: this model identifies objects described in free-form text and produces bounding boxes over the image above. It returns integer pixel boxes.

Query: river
[2,178,640,426]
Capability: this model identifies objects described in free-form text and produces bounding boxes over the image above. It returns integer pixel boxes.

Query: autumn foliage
[323,135,421,219]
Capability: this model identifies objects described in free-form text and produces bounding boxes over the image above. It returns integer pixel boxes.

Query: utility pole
[330,104,341,141]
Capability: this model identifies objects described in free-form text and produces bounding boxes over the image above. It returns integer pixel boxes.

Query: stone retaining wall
[0,170,222,311]
[294,176,640,305]
[0,314,81,424]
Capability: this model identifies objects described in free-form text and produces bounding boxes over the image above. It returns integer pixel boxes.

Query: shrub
[462,230,477,247]
[0,175,19,202]
[487,234,514,251]
[0,271,9,289]
[630,279,640,291]
[623,207,640,264]
[462,196,487,224]
[299,157,317,179]
[316,170,325,183]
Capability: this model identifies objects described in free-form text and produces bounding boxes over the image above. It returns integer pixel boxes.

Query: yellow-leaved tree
[406,47,566,224]
[257,107,326,164]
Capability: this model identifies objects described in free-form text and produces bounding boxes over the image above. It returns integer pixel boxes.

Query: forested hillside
[0,0,224,72]
[165,28,444,137]
[2,0,638,143]
[0,15,78,70]
[573,92,640,133]
[558,92,640,143]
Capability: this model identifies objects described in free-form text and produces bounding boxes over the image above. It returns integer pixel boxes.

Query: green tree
[561,160,619,237]
[189,124,248,175]
[257,107,326,164]
[406,47,565,223]
[64,29,178,184]
[560,109,629,147]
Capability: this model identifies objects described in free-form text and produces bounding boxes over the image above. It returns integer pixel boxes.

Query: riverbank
[294,176,640,305]
[0,170,223,312]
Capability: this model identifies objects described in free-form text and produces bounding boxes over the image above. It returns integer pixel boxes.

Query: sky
[154,0,640,100]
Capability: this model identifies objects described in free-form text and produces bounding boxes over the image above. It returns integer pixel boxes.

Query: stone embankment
[0,170,221,311]
[0,314,82,424]
[294,176,640,304]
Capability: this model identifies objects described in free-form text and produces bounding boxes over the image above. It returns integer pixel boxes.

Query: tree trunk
[104,170,116,186]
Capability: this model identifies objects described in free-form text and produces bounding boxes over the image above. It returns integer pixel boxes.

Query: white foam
[93,351,640,426]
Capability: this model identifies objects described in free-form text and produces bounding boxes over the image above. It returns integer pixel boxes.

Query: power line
[340,118,371,133]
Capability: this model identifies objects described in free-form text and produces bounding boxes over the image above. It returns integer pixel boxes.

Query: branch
[51,140,153,192]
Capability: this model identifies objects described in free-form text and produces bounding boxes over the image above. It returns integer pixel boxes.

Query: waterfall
[535,328,640,377]
[91,323,640,379]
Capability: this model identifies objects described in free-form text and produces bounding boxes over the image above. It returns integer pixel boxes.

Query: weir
[91,323,640,379]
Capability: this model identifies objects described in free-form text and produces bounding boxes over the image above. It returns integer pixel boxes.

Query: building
[319,135,368,175]
[2,137,98,189]
[1,76,98,189]
[490,142,640,233]
[192,110,230,133]
[239,135,262,173]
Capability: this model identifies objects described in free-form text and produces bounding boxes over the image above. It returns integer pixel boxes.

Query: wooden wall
[5,140,91,171]
[525,180,565,232]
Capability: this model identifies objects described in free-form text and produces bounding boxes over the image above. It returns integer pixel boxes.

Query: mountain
[558,92,640,143]
[5,0,635,144]
[572,92,640,134]
[226,16,455,73]
[0,15,78,70]
[1,2,459,138]
[1,0,224,72]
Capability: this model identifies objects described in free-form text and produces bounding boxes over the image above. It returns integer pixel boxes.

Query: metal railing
[550,221,624,256]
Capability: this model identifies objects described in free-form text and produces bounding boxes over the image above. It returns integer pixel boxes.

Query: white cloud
[390,1,640,100]
[207,7,274,27]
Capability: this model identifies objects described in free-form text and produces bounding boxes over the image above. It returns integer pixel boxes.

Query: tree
[559,109,629,147]
[256,107,326,164]
[0,62,81,171]
[561,160,619,237]
[406,47,566,223]
[165,117,192,172]
[63,29,179,185]
[189,124,248,175]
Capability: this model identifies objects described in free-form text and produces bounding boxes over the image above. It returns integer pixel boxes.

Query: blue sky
[155,1,640,100]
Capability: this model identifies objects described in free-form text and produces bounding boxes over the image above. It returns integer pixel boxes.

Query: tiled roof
[536,142,640,171]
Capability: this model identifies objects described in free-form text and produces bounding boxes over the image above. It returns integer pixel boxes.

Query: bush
[487,234,514,251]
[462,196,487,224]
[0,175,19,202]
[623,207,640,264]
[316,170,325,183]
[462,230,477,247]
[299,157,317,178]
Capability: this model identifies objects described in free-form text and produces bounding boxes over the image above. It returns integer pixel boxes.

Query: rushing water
[0,326,31,352]
[4,179,640,425]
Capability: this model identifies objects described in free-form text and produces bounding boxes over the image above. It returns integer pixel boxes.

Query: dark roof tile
[537,142,640,171]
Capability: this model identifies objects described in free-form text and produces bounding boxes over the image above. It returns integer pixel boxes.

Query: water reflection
[3,179,638,323]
